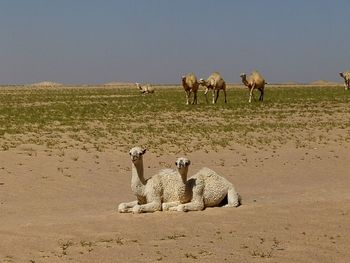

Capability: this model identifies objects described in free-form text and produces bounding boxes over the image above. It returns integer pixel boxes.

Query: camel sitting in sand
[118,147,191,213]
[135,82,155,94]
[163,158,241,212]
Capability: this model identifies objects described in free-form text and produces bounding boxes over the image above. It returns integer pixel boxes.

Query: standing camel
[181,73,199,105]
[339,71,350,90]
[240,71,267,103]
[199,72,227,104]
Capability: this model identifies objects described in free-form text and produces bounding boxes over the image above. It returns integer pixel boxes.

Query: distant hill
[30,81,63,87]
[103,82,134,86]
[309,80,341,86]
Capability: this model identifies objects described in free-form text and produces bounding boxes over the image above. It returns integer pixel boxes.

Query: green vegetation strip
[0,86,349,152]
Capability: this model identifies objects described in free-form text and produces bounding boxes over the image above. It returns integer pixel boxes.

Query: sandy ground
[0,140,350,263]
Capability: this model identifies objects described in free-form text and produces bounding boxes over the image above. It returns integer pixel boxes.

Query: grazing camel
[118,147,190,213]
[135,82,155,94]
[199,72,227,104]
[181,73,200,105]
[240,71,267,103]
[339,71,350,90]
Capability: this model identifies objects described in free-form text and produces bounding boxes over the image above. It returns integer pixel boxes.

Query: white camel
[339,71,350,90]
[199,72,227,104]
[118,147,190,213]
[161,157,192,211]
[135,82,155,94]
[163,158,241,212]
[240,71,266,103]
[181,73,200,105]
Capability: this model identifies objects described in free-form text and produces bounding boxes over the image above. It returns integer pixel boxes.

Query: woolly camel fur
[199,72,227,104]
[135,82,155,94]
[240,71,266,103]
[165,160,241,212]
[118,147,190,213]
[339,71,350,90]
[181,73,200,105]
[161,157,192,211]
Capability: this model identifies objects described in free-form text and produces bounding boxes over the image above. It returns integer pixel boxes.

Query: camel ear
[187,160,191,165]
[142,149,146,155]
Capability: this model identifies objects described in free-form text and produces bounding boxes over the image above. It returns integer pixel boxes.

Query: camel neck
[242,78,249,87]
[131,159,146,186]
[178,167,188,184]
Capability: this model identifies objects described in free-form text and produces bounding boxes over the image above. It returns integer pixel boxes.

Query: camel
[181,73,200,105]
[135,83,155,94]
[164,158,241,212]
[339,71,350,90]
[161,157,192,211]
[199,72,227,104]
[118,147,190,213]
[240,71,266,103]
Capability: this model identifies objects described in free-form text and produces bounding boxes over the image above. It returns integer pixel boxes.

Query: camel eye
[129,152,131,155]
[175,162,178,165]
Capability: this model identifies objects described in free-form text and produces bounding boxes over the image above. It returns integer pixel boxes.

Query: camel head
[240,73,247,81]
[129,146,146,163]
[175,157,191,169]
[240,73,250,87]
[198,78,208,87]
[175,157,191,178]
[339,72,344,78]
[135,82,142,90]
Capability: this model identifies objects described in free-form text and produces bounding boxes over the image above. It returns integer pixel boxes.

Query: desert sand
[1,140,349,262]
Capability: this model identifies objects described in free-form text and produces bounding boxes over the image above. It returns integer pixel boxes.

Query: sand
[1,139,349,262]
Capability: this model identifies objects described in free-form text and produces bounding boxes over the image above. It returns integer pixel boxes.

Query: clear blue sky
[0,0,349,84]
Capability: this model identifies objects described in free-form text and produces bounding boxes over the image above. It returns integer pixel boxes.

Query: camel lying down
[118,147,240,213]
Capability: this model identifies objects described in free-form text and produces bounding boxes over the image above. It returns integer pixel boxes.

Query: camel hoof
[162,204,170,211]
[118,203,129,213]
[132,205,142,214]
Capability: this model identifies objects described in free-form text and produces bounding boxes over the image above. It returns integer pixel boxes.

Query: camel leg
[170,185,205,212]
[132,199,162,213]
[249,84,255,103]
[204,88,209,104]
[162,201,181,211]
[171,200,205,212]
[212,89,215,104]
[249,89,253,103]
[118,200,139,213]
[169,200,204,212]
[259,89,264,101]
[192,91,197,104]
[185,90,190,105]
[222,188,240,208]
[214,90,220,103]
[223,88,227,103]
